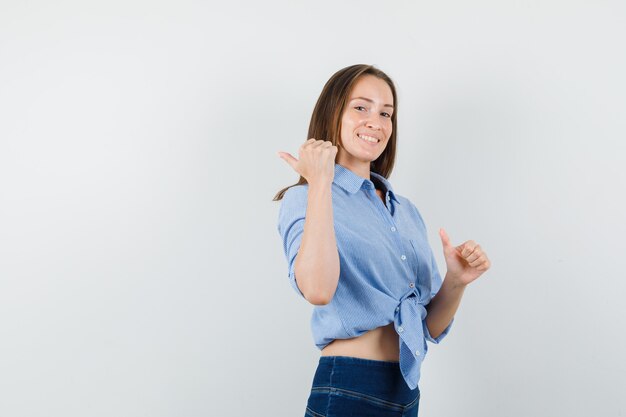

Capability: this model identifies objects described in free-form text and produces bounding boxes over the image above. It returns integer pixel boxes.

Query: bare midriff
[320,322,400,362]
[321,188,400,363]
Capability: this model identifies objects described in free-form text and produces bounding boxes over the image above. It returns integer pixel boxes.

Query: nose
[364,116,382,130]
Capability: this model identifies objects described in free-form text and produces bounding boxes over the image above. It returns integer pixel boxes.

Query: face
[337,74,394,171]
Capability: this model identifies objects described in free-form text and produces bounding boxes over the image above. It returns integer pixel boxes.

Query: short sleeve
[410,200,454,343]
[423,316,454,343]
[277,185,308,299]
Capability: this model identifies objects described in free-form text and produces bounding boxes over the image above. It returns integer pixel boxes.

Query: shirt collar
[333,163,401,205]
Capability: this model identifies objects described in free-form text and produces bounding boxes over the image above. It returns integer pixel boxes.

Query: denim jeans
[305,356,420,417]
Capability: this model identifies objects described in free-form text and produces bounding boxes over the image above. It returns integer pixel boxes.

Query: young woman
[274,64,490,417]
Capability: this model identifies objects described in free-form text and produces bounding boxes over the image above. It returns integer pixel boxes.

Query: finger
[313,141,332,150]
[439,228,453,249]
[301,140,323,152]
[465,247,482,263]
[468,256,485,267]
[475,259,490,271]
[459,242,478,258]
[310,139,330,148]
[278,151,298,169]
[300,138,317,151]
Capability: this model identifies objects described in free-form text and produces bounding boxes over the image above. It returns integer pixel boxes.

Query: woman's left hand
[439,228,491,287]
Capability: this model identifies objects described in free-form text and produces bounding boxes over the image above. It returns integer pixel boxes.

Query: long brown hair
[272,64,398,201]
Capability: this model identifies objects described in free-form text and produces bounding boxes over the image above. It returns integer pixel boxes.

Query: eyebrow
[350,96,394,109]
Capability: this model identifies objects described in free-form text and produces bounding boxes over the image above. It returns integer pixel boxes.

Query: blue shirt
[277,162,454,390]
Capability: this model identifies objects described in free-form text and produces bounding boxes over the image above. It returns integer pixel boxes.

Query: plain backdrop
[1,1,625,416]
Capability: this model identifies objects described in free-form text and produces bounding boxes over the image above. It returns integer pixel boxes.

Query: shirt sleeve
[410,201,454,344]
[277,186,308,299]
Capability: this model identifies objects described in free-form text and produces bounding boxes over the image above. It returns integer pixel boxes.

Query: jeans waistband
[319,355,401,368]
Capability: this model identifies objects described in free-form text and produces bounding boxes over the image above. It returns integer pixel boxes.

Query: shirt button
[395,307,399,312]
[390,226,396,232]
[409,282,414,288]
[398,326,404,333]
[387,195,390,200]
[400,255,406,260]
[415,350,420,356]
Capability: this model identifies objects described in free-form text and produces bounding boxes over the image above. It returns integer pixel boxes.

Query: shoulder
[281,184,308,206]
[278,184,309,219]
[395,193,417,212]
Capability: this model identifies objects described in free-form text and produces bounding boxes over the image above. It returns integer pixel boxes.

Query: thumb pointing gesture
[440,227,468,262]
[278,151,298,171]
[438,227,491,287]
[278,138,337,186]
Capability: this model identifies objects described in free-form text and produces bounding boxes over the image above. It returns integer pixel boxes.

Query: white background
[1,1,625,416]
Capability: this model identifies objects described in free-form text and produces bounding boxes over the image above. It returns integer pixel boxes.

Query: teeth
[358,134,379,143]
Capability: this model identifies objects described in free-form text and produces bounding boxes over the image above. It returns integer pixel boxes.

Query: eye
[355,105,391,118]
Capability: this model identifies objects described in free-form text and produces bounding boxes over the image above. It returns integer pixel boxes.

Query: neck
[336,157,371,180]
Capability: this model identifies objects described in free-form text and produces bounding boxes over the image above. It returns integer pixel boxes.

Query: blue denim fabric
[305,356,420,417]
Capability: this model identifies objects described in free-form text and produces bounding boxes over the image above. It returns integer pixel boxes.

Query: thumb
[439,228,450,247]
[278,151,298,170]
[439,228,456,251]
[441,228,464,257]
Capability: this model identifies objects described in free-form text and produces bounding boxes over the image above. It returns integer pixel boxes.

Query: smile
[357,133,380,143]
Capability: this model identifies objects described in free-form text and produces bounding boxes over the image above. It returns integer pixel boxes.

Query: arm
[294,182,340,305]
[278,139,341,306]
[426,227,491,339]
[425,274,466,339]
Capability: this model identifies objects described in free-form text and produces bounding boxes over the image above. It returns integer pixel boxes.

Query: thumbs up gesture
[439,228,491,287]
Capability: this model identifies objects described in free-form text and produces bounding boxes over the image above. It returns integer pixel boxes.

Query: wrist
[307,180,333,192]
[443,273,467,291]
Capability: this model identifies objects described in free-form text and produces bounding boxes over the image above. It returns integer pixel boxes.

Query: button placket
[367,186,393,221]
[366,185,413,289]
[365,186,406,278]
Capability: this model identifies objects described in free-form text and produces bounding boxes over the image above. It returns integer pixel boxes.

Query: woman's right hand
[278,138,338,186]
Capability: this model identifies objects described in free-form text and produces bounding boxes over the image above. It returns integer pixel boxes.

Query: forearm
[425,272,466,339]
[294,182,340,305]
